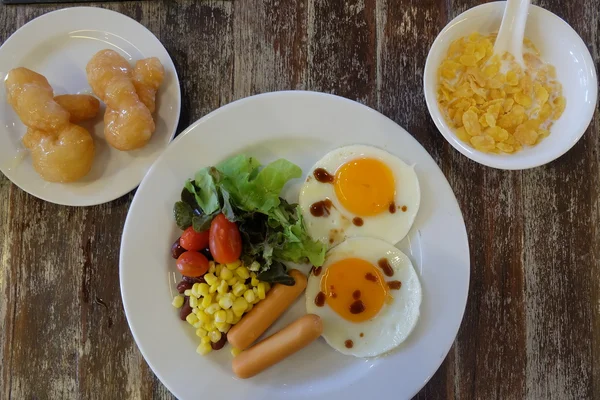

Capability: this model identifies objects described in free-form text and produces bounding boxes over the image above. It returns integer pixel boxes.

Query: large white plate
[120,91,470,400]
[0,7,181,206]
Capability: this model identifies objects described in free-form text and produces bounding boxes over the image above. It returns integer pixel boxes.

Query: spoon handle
[493,0,530,65]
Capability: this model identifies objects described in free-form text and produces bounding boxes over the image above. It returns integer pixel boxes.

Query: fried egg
[298,145,420,247]
[305,237,422,357]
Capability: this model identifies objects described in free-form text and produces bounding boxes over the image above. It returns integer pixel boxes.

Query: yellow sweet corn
[172,295,184,308]
[201,294,213,309]
[217,279,229,294]
[201,336,211,345]
[196,342,212,355]
[204,273,218,286]
[251,277,260,287]
[235,266,250,280]
[209,330,222,343]
[195,328,208,337]
[227,260,242,270]
[184,289,193,297]
[218,296,233,310]
[231,347,241,357]
[232,298,248,316]
[208,261,216,273]
[209,283,218,294]
[196,310,210,324]
[215,322,231,333]
[257,283,266,300]
[214,310,227,323]
[226,277,238,286]
[186,313,198,326]
[205,303,221,315]
[189,296,198,308]
[198,282,210,297]
[232,283,247,297]
[191,283,202,298]
[243,289,256,304]
[216,264,223,277]
[226,309,234,324]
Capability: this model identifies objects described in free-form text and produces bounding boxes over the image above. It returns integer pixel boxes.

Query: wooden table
[1,1,598,399]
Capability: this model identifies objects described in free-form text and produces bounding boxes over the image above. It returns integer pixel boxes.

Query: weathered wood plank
[0,0,599,399]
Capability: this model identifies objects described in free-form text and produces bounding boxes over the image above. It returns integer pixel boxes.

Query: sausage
[232,314,323,379]
[227,269,307,350]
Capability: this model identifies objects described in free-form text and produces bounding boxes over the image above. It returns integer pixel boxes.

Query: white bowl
[423,1,597,170]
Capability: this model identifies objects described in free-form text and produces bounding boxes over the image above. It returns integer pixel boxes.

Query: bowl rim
[423,1,598,170]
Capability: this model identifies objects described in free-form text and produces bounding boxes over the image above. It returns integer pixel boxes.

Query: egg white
[305,237,422,357]
[298,145,420,247]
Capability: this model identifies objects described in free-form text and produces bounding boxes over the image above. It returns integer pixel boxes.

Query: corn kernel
[209,330,222,343]
[214,310,227,323]
[249,262,260,272]
[191,283,201,298]
[219,296,233,310]
[196,310,210,324]
[217,280,229,294]
[201,336,211,345]
[196,342,212,355]
[209,283,218,294]
[227,277,239,286]
[201,294,213,309]
[244,289,256,303]
[172,295,184,308]
[216,264,223,276]
[220,268,234,281]
[215,293,223,302]
[226,309,234,324]
[257,283,266,300]
[231,348,241,357]
[189,296,198,308]
[246,303,254,312]
[235,266,250,280]
[227,260,241,270]
[233,298,248,316]
[232,283,247,297]
[204,273,218,286]
[195,328,208,337]
[215,322,231,333]
[184,289,193,297]
[193,320,203,328]
[203,321,215,332]
[231,313,242,324]
[186,313,198,326]
[264,283,271,293]
[208,261,216,273]
[251,277,260,287]
[198,283,210,297]
[205,303,221,315]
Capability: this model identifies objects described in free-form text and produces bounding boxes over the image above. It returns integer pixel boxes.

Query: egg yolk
[320,257,389,323]
[334,158,396,216]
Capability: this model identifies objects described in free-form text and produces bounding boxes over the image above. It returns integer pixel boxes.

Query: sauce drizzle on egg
[377,258,394,277]
[313,168,334,183]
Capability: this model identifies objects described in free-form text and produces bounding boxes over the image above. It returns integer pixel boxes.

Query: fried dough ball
[86,49,155,151]
[54,94,100,123]
[5,68,95,183]
[133,57,165,113]
[22,125,95,183]
[6,67,70,132]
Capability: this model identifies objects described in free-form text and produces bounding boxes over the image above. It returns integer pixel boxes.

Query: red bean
[179,297,192,320]
[211,333,227,350]
[182,275,206,284]
[176,280,193,294]
[171,238,185,259]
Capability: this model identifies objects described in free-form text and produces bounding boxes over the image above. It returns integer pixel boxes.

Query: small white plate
[423,2,597,170]
[120,91,470,400]
[0,7,181,206]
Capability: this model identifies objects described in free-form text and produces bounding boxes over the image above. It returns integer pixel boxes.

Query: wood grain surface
[0,1,598,399]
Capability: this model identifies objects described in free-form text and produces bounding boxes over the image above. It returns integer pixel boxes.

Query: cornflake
[436,32,565,154]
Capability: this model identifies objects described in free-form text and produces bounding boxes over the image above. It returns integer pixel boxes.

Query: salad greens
[173,155,326,285]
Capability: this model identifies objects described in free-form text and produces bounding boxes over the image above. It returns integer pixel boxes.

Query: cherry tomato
[209,214,242,264]
[179,227,210,251]
[176,251,209,277]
